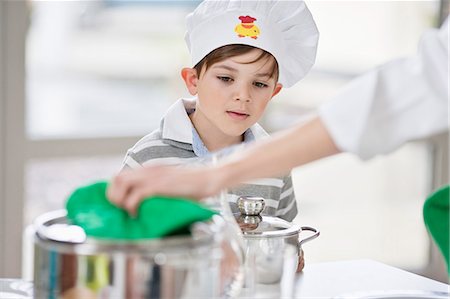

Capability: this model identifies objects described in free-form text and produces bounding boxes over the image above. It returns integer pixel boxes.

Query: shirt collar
[161,98,269,157]
[192,126,260,157]
[161,98,196,144]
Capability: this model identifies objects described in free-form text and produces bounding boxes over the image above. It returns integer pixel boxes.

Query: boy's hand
[296,249,305,272]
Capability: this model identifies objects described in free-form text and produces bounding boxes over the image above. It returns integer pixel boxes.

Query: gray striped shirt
[122,99,297,221]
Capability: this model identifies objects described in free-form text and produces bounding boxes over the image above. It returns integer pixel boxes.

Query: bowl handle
[298,226,320,246]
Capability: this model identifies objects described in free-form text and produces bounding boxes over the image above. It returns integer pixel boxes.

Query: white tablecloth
[295,259,449,298]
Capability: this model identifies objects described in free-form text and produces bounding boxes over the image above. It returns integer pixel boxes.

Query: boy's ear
[181,67,199,95]
[271,83,283,98]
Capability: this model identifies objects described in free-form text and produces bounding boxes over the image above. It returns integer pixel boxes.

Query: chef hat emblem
[185,0,319,88]
[235,15,260,39]
[239,15,256,23]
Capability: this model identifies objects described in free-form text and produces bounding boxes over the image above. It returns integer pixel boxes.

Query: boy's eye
[254,82,268,88]
[217,76,233,82]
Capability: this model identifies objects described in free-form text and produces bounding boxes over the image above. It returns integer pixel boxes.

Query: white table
[295,259,449,298]
[2,259,448,298]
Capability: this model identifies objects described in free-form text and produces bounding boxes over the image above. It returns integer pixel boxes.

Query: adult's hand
[107,164,225,215]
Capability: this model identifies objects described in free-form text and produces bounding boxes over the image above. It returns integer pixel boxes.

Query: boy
[115,0,319,271]
[122,44,297,219]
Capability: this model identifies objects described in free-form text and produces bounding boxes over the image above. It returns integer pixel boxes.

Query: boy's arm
[275,174,297,222]
[121,150,144,172]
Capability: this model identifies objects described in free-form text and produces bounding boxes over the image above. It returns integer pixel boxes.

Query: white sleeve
[319,17,449,160]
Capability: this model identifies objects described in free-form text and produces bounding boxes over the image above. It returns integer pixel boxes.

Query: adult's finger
[123,184,152,217]
[107,171,135,206]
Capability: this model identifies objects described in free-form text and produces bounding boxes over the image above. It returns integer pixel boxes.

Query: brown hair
[194,44,279,81]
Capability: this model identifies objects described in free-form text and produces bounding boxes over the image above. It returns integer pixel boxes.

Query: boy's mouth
[226,110,249,120]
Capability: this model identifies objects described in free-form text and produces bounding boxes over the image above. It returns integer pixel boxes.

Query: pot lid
[235,196,301,238]
[34,210,220,254]
[34,210,87,244]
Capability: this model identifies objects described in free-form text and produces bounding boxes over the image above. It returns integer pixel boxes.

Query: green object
[423,185,449,275]
[66,181,217,240]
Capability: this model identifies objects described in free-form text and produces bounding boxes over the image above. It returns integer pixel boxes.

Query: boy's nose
[235,96,251,103]
[234,86,251,103]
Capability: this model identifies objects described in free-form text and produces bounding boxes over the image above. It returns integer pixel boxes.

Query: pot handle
[298,226,320,246]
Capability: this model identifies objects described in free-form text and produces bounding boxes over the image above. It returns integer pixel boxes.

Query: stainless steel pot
[235,196,320,298]
[33,210,241,299]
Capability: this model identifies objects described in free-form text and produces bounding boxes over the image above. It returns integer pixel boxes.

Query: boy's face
[182,49,282,143]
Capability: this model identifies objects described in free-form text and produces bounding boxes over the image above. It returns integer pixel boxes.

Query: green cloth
[423,184,449,275]
[66,181,216,240]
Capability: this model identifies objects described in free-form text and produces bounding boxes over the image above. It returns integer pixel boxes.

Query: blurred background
[0,0,448,283]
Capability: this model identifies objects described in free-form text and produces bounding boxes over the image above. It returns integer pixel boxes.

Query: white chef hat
[185,0,319,88]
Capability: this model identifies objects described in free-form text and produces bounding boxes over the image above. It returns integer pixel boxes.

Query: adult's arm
[319,17,448,159]
[108,117,339,212]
